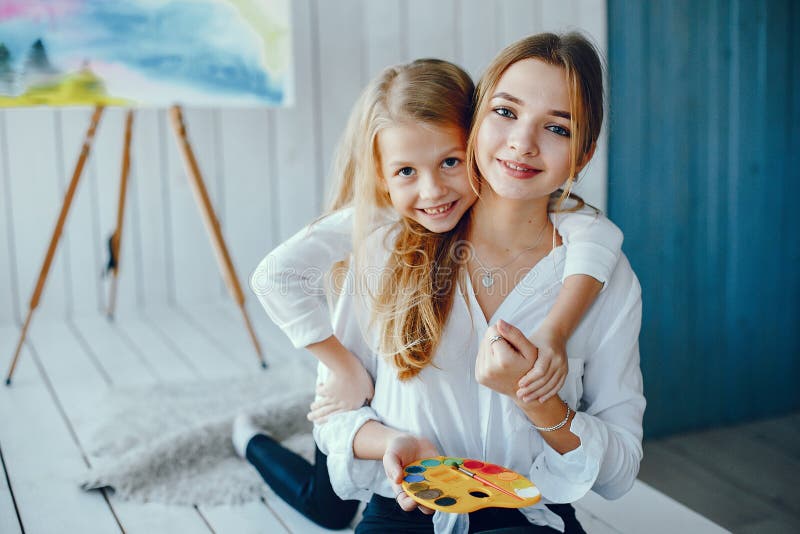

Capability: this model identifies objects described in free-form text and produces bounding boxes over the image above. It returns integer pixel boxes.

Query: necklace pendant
[481,273,494,288]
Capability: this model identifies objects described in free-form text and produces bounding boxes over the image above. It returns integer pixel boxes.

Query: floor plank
[0,440,23,534]
[736,517,800,534]
[0,324,122,534]
[735,414,800,462]
[200,501,289,534]
[576,480,728,534]
[72,316,159,387]
[113,312,202,382]
[215,299,313,369]
[572,504,621,534]
[181,304,268,371]
[264,492,354,534]
[639,441,780,528]
[663,427,800,517]
[147,307,248,378]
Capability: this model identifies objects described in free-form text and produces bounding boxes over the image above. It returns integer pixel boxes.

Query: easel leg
[167,106,266,368]
[5,106,105,385]
[106,109,135,320]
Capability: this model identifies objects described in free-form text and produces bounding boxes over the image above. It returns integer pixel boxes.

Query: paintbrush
[452,465,525,501]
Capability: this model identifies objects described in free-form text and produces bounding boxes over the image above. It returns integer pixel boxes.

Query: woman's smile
[497,158,542,179]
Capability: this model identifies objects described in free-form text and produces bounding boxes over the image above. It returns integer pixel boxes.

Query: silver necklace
[471,219,549,288]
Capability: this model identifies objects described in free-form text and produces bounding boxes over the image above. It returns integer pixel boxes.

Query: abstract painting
[0,0,293,107]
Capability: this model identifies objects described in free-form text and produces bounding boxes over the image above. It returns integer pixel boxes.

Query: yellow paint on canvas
[0,68,130,107]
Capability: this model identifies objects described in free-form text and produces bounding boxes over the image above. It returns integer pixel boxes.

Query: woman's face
[475,58,574,203]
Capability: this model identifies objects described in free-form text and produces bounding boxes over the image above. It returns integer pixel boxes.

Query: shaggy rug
[80,361,317,505]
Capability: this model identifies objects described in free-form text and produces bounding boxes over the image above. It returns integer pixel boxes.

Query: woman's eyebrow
[492,92,523,105]
[549,110,571,120]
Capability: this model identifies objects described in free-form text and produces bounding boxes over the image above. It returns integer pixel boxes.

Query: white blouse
[317,239,643,533]
[250,206,638,533]
[251,204,623,351]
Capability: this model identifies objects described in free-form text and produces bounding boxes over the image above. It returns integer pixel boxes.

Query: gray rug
[80,361,317,505]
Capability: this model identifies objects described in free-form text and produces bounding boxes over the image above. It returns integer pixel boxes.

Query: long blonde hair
[467,32,605,212]
[327,59,474,380]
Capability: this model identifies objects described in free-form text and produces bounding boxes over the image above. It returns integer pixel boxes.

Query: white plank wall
[0,0,608,327]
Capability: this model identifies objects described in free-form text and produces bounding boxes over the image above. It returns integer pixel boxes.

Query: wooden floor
[1,301,728,533]
[639,411,800,534]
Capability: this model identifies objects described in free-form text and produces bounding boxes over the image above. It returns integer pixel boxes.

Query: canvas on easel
[1,0,294,384]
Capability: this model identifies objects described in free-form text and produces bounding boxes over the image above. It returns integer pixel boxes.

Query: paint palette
[400,456,541,513]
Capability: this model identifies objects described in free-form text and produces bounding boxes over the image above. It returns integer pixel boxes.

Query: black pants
[356,494,586,534]
[245,434,359,530]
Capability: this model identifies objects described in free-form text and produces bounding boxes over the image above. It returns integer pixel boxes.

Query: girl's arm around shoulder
[518,206,622,403]
[551,205,623,288]
[250,207,354,349]
[526,257,644,503]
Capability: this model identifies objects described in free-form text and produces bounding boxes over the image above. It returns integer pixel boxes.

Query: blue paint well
[405,465,426,474]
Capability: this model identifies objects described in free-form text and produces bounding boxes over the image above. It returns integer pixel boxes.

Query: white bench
[574,479,728,534]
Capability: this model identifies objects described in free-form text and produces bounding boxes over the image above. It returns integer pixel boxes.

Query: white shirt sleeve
[249,208,354,348]
[316,406,386,501]
[530,258,645,502]
[551,205,623,288]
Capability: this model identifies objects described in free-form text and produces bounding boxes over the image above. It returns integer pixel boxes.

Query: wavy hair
[325,59,474,380]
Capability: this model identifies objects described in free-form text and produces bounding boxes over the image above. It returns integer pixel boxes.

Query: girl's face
[377,122,476,233]
[475,58,574,202]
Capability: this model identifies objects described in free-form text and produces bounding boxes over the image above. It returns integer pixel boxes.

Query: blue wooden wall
[607,0,799,437]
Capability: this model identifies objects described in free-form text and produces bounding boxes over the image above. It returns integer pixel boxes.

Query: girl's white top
[251,206,643,534]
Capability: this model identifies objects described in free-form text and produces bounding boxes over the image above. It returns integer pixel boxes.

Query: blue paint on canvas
[0,0,293,107]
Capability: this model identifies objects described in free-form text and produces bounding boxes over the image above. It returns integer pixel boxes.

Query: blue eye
[397,167,415,177]
[442,157,460,169]
[493,107,516,119]
[547,125,570,137]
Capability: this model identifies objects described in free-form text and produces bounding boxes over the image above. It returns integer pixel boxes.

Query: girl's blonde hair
[326,58,474,380]
[466,32,605,211]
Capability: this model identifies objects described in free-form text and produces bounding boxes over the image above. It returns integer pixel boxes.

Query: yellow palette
[400,456,541,513]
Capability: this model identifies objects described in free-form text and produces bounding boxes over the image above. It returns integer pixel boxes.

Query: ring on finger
[489,334,503,345]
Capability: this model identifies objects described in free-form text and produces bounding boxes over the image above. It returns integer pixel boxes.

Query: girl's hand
[516,324,568,403]
[383,433,438,514]
[307,362,374,423]
[476,320,537,398]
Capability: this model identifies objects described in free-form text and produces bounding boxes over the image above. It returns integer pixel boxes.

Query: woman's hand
[475,319,537,398]
[516,323,568,403]
[383,433,438,514]
[307,362,374,423]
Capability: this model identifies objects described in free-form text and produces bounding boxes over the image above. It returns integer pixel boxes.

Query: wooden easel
[5,105,266,385]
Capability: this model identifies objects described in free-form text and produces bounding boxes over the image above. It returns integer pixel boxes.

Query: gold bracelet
[532,400,572,432]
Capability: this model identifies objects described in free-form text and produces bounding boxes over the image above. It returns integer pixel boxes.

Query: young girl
[240,56,624,530]
[314,34,645,533]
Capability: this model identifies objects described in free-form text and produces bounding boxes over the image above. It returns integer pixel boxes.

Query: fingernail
[498,319,507,329]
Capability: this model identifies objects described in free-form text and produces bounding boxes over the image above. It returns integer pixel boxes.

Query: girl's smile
[378,122,475,232]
